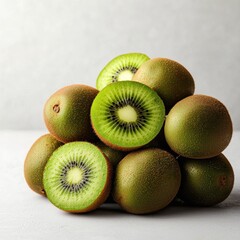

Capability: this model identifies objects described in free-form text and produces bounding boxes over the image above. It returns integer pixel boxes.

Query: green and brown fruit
[95,142,126,168]
[91,81,165,151]
[44,84,98,143]
[112,148,181,214]
[133,58,195,111]
[43,142,112,212]
[178,154,234,206]
[164,95,232,159]
[24,134,63,195]
[96,53,150,90]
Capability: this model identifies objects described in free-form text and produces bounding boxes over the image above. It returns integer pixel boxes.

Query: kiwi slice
[43,142,112,213]
[91,81,165,151]
[96,53,150,90]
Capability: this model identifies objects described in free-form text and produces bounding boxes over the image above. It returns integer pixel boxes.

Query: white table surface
[0,130,239,240]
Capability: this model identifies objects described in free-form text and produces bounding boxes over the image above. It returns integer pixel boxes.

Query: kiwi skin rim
[44,144,113,213]
[24,134,63,196]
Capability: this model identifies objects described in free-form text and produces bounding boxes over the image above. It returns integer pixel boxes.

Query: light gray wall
[0,0,240,130]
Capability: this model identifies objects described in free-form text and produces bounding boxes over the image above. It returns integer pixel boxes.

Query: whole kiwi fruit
[164,95,232,159]
[95,141,126,168]
[43,142,112,212]
[24,134,63,195]
[178,154,234,206]
[112,148,181,214]
[132,58,195,111]
[44,84,98,143]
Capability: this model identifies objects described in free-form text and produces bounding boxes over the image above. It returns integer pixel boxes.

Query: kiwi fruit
[24,134,63,195]
[44,84,98,143]
[96,53,150,91]
[91,81,165,151]
[94,141,125,168]
[164,95,233,159]
[43,142,112,212]
[132,58,195,111]
[178,154,234,206]
[112,148,181,214]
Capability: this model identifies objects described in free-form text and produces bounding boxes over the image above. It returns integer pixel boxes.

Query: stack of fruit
[24,53,234,214]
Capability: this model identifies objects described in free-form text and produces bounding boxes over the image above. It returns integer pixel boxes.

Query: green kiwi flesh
[91,81,165,151]
[96,53,150,90]
[43,142,112,212]
[112,148,181,214]
[178,154,234,206]
[164,95,232,159]
[24,134,63,195]
[44,84,98,143]
[133,58,195,111]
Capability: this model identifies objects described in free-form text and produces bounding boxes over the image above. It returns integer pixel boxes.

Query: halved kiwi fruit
[91,81,165,151]
[24,134,63,195]
[112,148,181,214]
[44,84,98,143]
[43,142,112,213]
[96,53,150,90]
[178,154,234,206]
[164,95,232,159]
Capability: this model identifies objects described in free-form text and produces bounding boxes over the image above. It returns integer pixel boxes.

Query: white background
[0,2,240,239]
[0,0,240,130]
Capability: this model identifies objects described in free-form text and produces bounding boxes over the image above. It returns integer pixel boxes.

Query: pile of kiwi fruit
[24,52,234,214]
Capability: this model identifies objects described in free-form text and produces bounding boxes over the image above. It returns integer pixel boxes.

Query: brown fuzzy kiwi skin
[112,148,181,214]
[94,141,126,168]
[62,153,113,213]
[24,134,63,195]
[177,154,234,206]
[44,84,98,143]
[132,58,195,112]
[164,94,233,159]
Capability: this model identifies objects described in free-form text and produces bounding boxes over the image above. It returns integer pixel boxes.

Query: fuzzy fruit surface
[113,148,181,214]
[24,134,63,195]
[44,84,98,143]
[178,154,234,206]
[133,58,195,111]
[164,94,232,159]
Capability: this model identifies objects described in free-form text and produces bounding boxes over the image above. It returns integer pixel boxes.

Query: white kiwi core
[118,70,134,81]
[66,168,83,184]
[117,105,138,123]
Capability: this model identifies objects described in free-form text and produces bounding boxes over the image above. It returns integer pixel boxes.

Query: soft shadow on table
[145,191,240,219]
[64,192,240,218]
